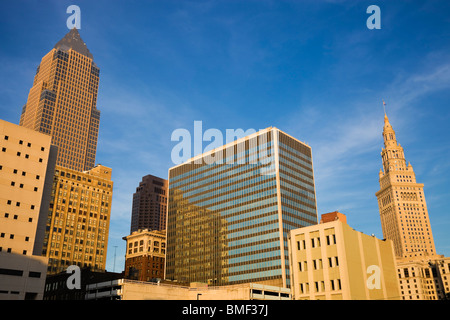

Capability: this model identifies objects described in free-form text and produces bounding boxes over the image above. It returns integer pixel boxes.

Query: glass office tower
[166,127,318,287]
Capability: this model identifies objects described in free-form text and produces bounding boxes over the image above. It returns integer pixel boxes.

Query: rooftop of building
[54,28,94,60]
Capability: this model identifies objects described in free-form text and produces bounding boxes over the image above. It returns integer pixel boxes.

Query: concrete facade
[0,119,56,299]
[85,280,291,300]
[288,212,401,300]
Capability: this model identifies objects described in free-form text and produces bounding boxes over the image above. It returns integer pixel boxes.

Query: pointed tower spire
[54,27,93,59]
[375,102,437,259]
[379,105,407,175]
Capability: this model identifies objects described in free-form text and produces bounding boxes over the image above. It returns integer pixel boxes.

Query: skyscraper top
[54,28,93,59]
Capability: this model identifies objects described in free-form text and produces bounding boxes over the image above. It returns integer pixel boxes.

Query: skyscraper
[20,28,100,172]
[130,175,168,233]
[17,28,113,275]
[166,127,318,287]
[375,113,436,258]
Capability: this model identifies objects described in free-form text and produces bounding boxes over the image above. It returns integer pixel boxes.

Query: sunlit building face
[166,127,318,288]
[20,28,100,172]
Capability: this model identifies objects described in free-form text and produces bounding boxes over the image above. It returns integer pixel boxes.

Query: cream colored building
[42,164,113,274]
[288,211,401,300]
[85,280,291,300]
[0,119,56,299]
[375,113,450,300]
[396,254,450,300]
[375,114,436,258]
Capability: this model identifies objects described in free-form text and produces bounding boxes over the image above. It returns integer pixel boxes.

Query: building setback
[166,127,318,288]
[0,119,57,299]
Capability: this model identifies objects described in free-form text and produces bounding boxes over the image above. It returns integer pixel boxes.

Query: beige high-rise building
[375,112,449,300]
[0,119,57,299]
[288,211,401,300]
[19,28,100,172]
[42,164,113,274]
[375,113,436,258]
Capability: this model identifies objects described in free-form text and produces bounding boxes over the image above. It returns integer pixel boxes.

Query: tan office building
[19,28,100,172]
[123,229,166,281]
[375,113,436,258]
[0,119,56,299]
[288,211,400,300]
[396,255,450,300]
[42,164,113,274]
[374,113,450,300]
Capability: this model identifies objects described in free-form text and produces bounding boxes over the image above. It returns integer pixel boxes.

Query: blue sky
[1,0,450,273]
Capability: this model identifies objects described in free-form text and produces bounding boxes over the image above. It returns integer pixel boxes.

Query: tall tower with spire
[17,28,113,274]
[375,111,436,258]
[19,28,100,172]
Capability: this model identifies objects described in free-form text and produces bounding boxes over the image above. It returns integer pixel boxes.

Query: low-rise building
[396,254,450,300]
[85,280,291,300]
[288,211,401,300]
[122,229,166,281]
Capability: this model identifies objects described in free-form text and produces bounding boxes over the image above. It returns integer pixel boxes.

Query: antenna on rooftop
[113,245,118,272]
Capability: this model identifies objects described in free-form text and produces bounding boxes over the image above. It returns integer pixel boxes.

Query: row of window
[1,147,45,163]
[4,200,37,210]
[2,212,34,222]
[298,257,339,271]
[0,247,29,255]
[296,234,337,250]
[299,279,342,294]
[1,165,42,178]
[3,135,46,151]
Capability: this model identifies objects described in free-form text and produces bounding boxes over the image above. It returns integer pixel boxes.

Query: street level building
[85,280,291,300]
[43,267,123,300]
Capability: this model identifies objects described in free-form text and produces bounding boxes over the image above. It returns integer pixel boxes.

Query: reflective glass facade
[166,128,317,287]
